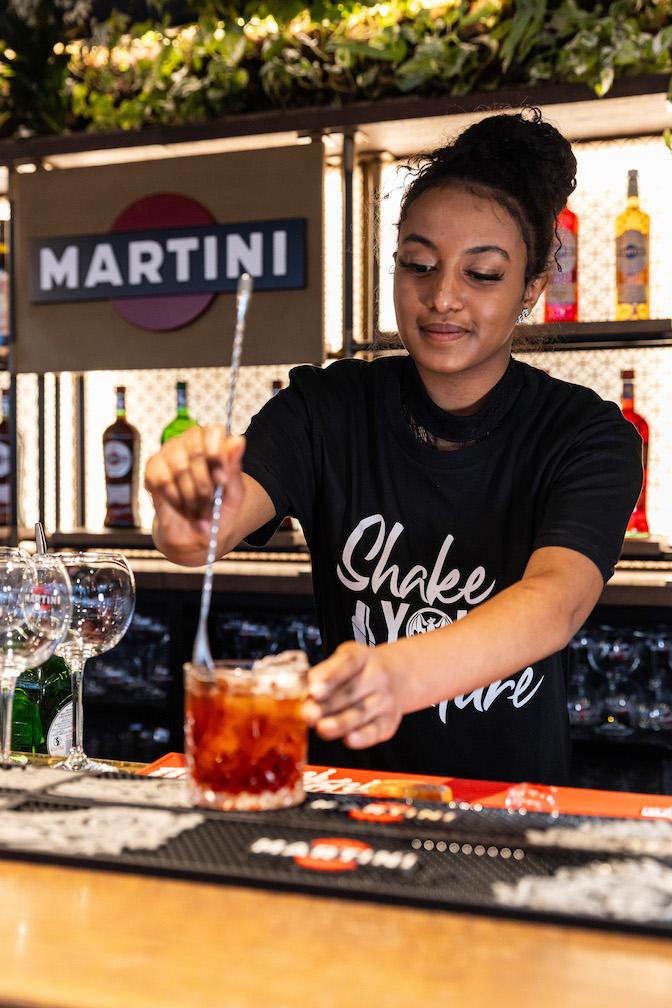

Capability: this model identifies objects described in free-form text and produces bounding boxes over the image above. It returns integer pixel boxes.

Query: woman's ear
[523,272,550,313]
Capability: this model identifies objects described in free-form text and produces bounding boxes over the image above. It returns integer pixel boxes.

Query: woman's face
[393,184,547,404]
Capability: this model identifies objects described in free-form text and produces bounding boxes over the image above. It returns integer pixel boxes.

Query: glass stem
[69,654,87,761]
[0,671,17,765]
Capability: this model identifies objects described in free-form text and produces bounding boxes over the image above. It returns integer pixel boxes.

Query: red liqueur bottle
[620,369,649,538]
[103,386,140,528]
[545,206,578,323]
[0,388,11,525]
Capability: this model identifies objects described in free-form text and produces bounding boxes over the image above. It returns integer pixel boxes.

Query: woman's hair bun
[399,106,578,280]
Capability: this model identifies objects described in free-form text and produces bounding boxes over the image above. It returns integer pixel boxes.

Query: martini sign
[28,193,305,332]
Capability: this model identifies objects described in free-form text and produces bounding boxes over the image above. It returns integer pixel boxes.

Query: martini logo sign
[28,193,305,332]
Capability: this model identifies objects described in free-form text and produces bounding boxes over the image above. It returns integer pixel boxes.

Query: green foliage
[0,0,671,137]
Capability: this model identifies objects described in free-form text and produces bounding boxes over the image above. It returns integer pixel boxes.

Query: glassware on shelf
[588,625,641,737]
[566,629,601,727]
[55,551,135,772]
[0,548,72,765]
[634,627,672,732]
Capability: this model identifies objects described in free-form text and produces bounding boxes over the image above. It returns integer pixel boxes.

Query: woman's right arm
[144,423,276,567]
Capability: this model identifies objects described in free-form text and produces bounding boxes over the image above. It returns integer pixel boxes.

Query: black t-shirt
[242,356,642,785]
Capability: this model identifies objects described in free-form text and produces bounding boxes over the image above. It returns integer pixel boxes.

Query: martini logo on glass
[28,193,306,332]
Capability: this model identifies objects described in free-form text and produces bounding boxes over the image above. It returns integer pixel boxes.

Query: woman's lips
[420,323,469,342]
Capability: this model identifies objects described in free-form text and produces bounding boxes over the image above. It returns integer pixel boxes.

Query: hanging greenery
[1,0,671,138]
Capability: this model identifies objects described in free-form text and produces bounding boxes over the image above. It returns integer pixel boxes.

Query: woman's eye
[397,260,435,274]
[467,270,503,282]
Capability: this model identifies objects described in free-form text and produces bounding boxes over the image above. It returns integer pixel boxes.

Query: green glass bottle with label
[12,656,73,757]
[161,381,199,444]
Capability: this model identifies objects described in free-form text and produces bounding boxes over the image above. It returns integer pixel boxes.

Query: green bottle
[160,381,198,444]
[12,667,46,754]
[12,656,73,757]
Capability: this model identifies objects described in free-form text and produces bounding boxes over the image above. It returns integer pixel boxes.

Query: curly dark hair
[398,106,577,284]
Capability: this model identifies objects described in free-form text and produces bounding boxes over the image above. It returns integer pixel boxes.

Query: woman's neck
[414,352,513,415]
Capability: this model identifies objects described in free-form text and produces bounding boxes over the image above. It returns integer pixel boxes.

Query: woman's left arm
[305,546,604,749]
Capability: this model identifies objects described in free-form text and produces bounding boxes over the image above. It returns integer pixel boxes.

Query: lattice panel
[516,346,672,540]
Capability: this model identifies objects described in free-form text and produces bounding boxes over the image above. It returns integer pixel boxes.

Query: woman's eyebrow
[464,244,510,260]
[401,235,511,260]
[401,232,436,250]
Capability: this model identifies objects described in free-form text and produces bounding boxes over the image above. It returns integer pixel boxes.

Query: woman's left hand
[303,641,405,749]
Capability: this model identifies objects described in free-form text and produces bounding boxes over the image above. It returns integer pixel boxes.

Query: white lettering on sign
[226,232,262,278]
[273,230,287,276]
[84,243,123,288]
[129,240,164,284]
[166,236,199,282]
[40,246,78,290]
[203,235,218,281]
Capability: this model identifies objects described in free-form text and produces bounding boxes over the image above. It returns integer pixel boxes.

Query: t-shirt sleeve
[241,367,319,546]
[532,401,643,583]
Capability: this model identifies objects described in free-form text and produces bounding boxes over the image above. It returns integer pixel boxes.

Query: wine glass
[634,627,672,731]
[55,551,135,772]
[0,547,72,765]
[566,628,601,727]
[588,625,641,736]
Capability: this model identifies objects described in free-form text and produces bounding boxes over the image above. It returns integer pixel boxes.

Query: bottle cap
[621,369,634,380]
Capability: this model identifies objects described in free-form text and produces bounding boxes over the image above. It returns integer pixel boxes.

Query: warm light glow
[323,164,343,355]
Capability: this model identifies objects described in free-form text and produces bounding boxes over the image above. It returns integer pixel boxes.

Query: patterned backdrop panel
[516,347,672,541]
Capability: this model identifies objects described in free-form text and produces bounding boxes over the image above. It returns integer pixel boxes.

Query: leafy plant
[0,0,671,138]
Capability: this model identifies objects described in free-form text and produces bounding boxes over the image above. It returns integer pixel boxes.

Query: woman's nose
[425,270,464,313]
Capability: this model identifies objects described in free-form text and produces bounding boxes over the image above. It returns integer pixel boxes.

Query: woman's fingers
[145,424,245,519]
[305,641,403,748]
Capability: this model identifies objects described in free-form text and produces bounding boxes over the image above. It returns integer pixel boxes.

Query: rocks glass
[184,650,309,811]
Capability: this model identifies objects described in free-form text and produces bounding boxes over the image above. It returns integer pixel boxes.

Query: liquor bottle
[620,369,649,537]
[0,388,11,525]
[615,170,649,321]
[0,220,8,358]
[544,206,578,323]
[103,386,140,528]
[160,380,198,444]
[12,656,73,756]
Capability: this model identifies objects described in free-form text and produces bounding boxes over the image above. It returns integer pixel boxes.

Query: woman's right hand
[144,424,247,565]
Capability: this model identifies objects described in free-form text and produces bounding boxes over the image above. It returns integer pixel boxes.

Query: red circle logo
[293,838,371,873]
[111,193,215,331]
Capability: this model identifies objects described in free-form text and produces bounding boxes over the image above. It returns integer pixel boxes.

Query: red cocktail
[184,652,308,811]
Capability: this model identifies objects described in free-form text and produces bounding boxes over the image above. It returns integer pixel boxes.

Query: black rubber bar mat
[1,782,671,938]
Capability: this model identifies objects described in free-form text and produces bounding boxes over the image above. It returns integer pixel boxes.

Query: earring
[516,307,530,324]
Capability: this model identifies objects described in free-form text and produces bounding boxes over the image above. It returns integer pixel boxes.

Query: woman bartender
[145,107,642,785]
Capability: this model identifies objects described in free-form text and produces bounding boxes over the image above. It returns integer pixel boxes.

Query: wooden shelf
[516,318,672,352]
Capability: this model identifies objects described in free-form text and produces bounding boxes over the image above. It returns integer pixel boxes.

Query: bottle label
[0,483,9,504]
[547,227,577,306]
[106,482,131,505]
[0,441,10,478]
[104,440,132,478]
[46,701,73,755]
[617,229,648,304]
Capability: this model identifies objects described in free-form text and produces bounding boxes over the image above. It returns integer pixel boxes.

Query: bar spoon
[192,273,253,670]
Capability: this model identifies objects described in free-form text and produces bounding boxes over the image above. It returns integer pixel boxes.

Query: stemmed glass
[635,628,672,731]
[0,547,72,765]
[55,551,135,771]
[566,628,601,727]
[588,625,641,736]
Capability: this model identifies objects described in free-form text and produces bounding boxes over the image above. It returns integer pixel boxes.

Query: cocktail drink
[184,651,309,811]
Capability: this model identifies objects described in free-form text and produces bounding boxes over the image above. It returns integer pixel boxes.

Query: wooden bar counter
[1,759,671,1008]
[0,857,671,1008]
